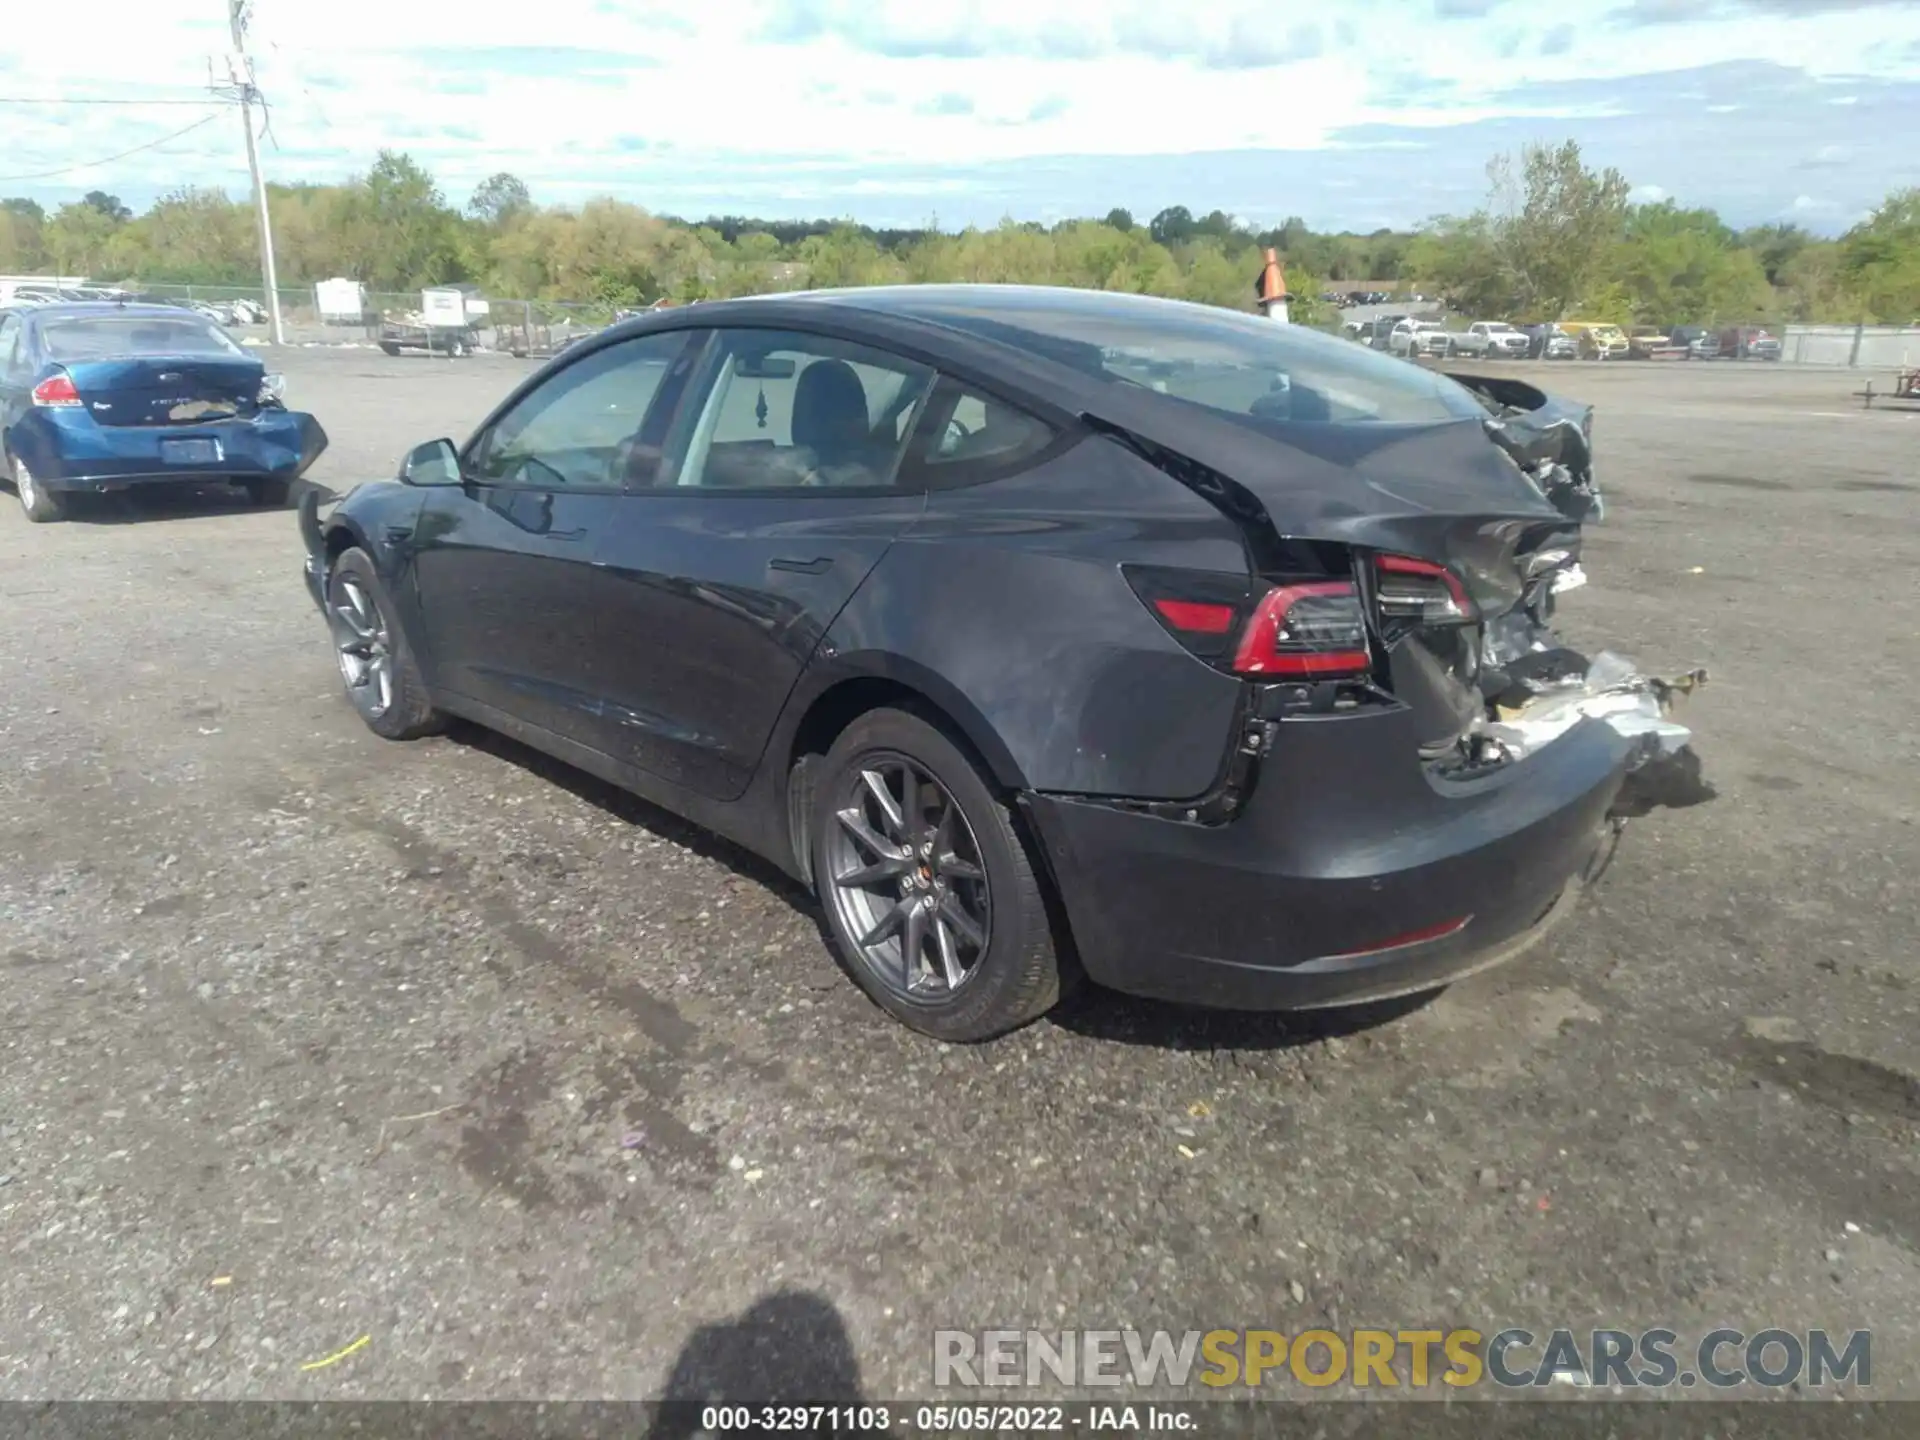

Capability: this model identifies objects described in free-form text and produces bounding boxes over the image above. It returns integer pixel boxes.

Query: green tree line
[2,142,1915,325]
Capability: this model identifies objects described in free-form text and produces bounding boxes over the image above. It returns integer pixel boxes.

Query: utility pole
[226,0,285,344]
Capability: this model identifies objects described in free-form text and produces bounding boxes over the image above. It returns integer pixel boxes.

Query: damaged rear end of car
[980,303,1706,1009]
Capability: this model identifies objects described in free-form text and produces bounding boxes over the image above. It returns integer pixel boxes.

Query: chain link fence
[103,284,1920,374]
[1779,324,1920,369]
[129,282,630,355]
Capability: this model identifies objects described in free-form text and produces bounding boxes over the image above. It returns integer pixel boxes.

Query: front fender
[301,481,429,638]
[318,480,426,576]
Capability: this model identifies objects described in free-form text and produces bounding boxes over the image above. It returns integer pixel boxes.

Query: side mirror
[400,438,462,486]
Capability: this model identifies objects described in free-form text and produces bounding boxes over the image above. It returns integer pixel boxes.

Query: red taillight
[1233,581,1371,678]
[1127,565,1382,681]
[1375,553,1472,622]
[1152,598,1236,635]
[31,373,80,407]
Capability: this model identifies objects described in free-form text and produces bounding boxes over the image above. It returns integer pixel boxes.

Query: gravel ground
[0,350,1914,1404]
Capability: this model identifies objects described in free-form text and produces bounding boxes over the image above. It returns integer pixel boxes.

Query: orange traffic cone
[1255,247,1290,323]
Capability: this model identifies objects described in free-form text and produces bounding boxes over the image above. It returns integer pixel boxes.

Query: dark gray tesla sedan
[300,284,1703,1041]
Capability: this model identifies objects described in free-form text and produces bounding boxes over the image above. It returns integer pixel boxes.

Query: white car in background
[1389,319,1454,358]
[1454,321,1531,359]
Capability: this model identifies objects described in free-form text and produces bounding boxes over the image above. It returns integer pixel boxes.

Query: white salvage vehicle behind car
[1389,319,1455,359]
[1454,321,1532,359]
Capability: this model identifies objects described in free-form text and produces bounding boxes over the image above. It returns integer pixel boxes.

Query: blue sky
[3,0,1914,233]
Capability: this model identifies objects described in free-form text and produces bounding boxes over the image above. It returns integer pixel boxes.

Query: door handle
[769,555,834,575]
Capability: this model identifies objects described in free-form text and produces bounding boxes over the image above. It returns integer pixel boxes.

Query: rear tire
[325,546,444,740]
[810,707,1065,1041]
[244,477,292,508]
[11,456,66,524]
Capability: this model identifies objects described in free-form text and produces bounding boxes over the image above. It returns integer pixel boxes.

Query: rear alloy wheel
[12,456,66,524]
[326,546,443,740]
[812,707,1067,1041]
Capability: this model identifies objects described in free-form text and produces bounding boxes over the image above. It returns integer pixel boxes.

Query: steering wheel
[942,416,973,452]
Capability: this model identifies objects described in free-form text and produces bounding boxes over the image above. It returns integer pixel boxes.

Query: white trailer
[314,277,368,326]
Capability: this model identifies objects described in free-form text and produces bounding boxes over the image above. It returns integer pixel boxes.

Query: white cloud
[1,0,1915,227]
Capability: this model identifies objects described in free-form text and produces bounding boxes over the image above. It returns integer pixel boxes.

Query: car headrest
[790,359,870,463]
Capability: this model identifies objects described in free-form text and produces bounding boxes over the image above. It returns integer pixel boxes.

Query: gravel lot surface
[0,349,1914,1404]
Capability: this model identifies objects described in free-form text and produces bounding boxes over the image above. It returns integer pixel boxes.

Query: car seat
[790,360,876,483]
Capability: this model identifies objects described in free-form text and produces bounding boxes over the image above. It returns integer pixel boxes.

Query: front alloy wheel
[329,571,394,720]
[323,547,443,740]
[823,754,992,1000]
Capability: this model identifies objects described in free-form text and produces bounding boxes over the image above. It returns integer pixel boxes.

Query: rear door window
[903,378,1058,487]
[665,329,934,491]
[0,316,22,380]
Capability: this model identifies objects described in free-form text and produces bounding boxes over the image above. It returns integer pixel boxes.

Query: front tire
[810,707,1066,1041]
[325,546,443,740]
[11,456,66,524]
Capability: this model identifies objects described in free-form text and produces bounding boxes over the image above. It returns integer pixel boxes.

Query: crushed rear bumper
[17,410,328,490]
[1019,708,1630,1010]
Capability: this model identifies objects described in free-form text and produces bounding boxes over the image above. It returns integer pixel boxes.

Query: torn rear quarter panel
[1085,375,1699,790]
[1446,370,1601,525]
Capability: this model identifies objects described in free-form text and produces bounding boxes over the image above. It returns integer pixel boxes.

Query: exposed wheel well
[781,675,1082,983]
[324,525,358,566]
[783,676,1008,883]
[789,677,930,773]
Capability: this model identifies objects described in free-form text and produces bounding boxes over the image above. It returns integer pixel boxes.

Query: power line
[0,112,225,183]
[0,96,218,106]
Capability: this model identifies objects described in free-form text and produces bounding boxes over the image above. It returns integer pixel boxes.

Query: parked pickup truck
[1389,319,1455,358]
[1666,325,1721,360]
[1452,321,1532,359]
[1627,327,1689,360]
[1522,324,1578,360]
[1717,325,1783,360]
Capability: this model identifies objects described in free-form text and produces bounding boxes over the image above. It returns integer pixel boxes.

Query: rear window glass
[40,316,244,361]
[903,289,1486,427]
[911,378,1056,481]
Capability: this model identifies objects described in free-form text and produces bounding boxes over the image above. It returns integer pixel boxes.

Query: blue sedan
[0,302,328,522]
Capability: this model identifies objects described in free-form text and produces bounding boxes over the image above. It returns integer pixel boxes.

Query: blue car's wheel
[11,456,66,524]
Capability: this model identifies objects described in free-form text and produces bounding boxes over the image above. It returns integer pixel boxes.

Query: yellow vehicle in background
[1559,321,1631,360]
